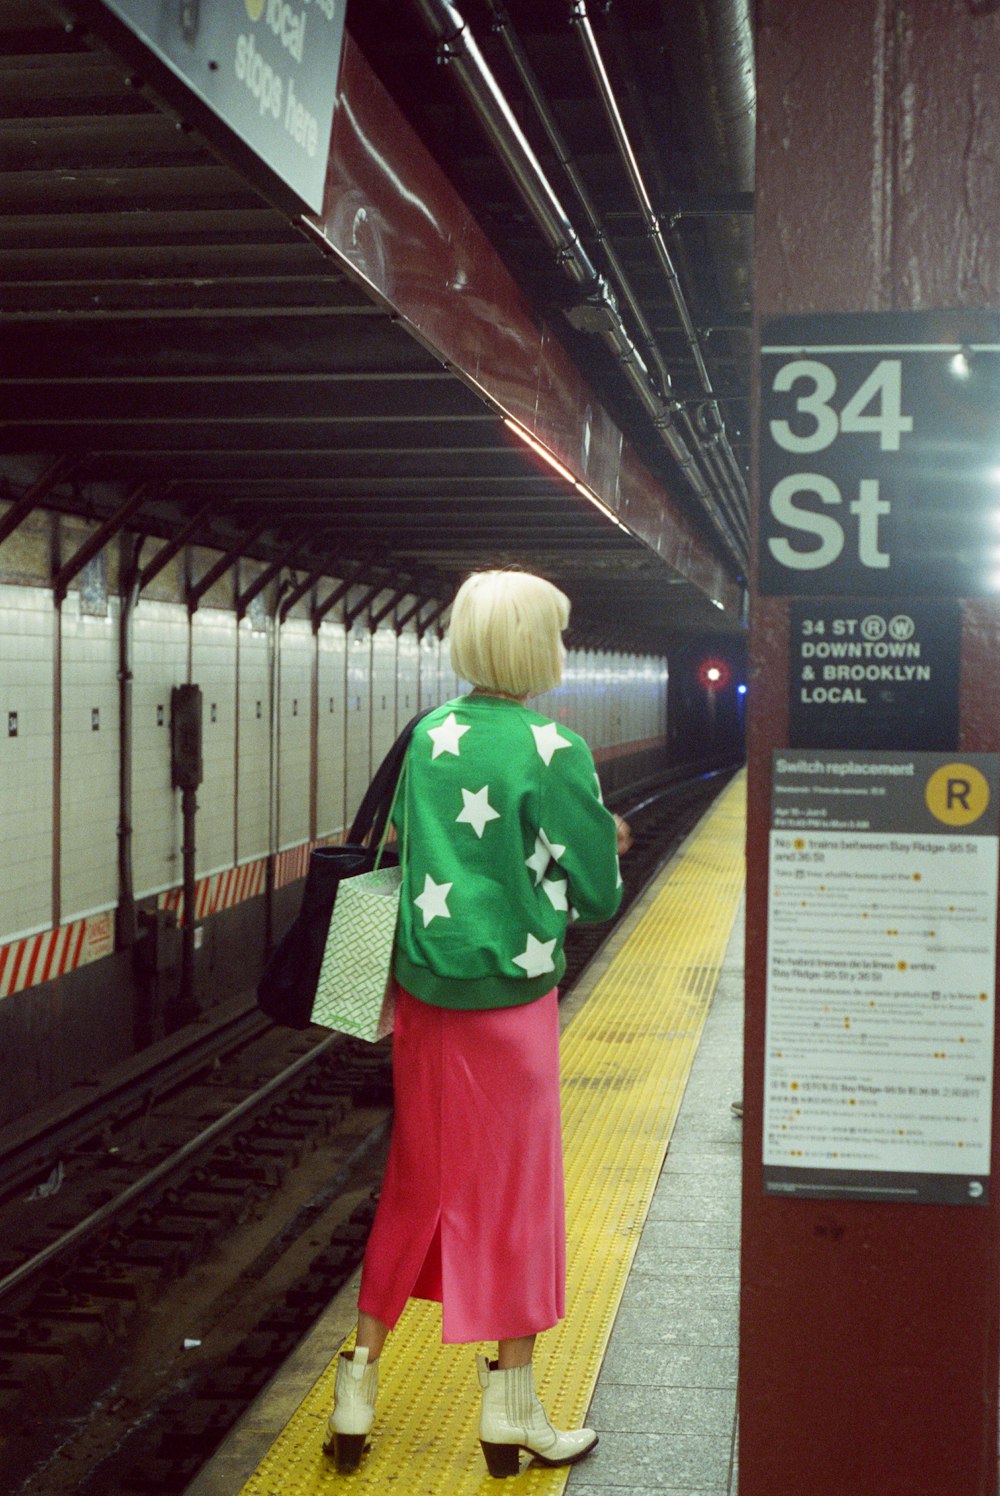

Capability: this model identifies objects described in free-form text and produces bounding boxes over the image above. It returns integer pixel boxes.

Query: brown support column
[742,4,1000,1495]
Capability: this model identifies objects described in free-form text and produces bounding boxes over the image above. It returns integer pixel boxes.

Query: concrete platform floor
[567,900,743,1496]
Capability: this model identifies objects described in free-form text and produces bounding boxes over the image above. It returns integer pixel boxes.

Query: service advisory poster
[765,750,999,1204]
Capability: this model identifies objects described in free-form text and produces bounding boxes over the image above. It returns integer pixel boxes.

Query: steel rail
[0,1025,340,1308]
[0,1002,269,1201]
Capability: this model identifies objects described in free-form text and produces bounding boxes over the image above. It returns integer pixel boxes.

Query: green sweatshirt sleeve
[535,726,622,924]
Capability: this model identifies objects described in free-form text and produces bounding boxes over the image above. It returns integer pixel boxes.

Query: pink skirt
[357,985,565,1343]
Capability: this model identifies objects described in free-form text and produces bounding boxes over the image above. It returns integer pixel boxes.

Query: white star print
[525,827,566,885]
[427,711,470,760]
[541,828,566,862]
[541,877,569,912]
[531,722,572,766]
[456,784,500,838]
[413,874,452,927]
[525,837,549,884]
[512,933,557,978]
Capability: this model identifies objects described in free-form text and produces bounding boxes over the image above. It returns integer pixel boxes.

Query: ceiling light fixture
[503,416,632,534]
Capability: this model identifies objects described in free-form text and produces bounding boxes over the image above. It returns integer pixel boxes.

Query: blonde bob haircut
[449,569,570,697]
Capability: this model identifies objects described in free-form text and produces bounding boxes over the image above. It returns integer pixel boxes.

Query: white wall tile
[276,618,312,851]
[191,610,237,876]
[236,620,271,864]
[396,628,420,733]
[345,626,372,828]
[316,622,346,839]
[418,632,442,711]
[132,599,188,898]
[60,600,119,920]
[370,626,397,773]
[0,586,54,937]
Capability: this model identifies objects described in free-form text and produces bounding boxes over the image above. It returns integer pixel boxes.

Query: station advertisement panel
[759,310,1000,596]
[100,0,346,212]
[765,749,999,1204]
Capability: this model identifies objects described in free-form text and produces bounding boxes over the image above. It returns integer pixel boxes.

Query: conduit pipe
[485,2,673,400]
[117,537,142,954]
[569,0,749,530]
[485,0,748,553]
[411,0,746,574]
[655,0,755,368]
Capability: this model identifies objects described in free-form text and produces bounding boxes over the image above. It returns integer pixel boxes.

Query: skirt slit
[357,985,565,1344]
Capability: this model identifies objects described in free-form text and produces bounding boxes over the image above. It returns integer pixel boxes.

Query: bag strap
[347,707,430,848]
[373,756,407,871]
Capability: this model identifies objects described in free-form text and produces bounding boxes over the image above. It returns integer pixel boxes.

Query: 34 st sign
[758,311,1000,597]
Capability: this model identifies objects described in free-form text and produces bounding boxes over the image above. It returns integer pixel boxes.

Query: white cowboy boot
[323,1345,379,1473]
[476,1355,599,1478]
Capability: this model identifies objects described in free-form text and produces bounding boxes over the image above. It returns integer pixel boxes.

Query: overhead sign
[765,749,999,1204]
[759,310,1000,595]
[101,0,346,213]
[788,599,960,750]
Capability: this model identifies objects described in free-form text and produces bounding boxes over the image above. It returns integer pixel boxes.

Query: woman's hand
[613,814,633,855]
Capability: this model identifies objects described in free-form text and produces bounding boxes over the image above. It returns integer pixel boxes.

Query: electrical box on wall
[170,684,203,790]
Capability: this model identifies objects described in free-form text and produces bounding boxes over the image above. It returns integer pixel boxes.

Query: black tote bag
[256,710,427,1029]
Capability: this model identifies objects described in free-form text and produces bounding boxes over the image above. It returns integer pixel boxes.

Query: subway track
[1,764,737,1496]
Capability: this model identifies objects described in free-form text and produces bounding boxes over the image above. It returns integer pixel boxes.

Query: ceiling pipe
[484,1,673,401]
[484,0,747,552]
[656,0,755,338]
[568,0,749,528]
[411,0,746,575]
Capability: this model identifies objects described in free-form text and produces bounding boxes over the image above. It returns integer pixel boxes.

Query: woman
[326,569,631,1478]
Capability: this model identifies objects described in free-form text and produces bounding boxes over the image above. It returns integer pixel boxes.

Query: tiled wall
[1,583,669,958]
[0,584,54,937]
[60,598,120,920]
[418,631,441,711]
[191,611,238,875]
[370,624,398,783]
[236,620,270,864]
[316,622,347,839]
[133,599,187,897]
[345,624,373,827]
[276,617,312,852]
[396,629,420,726]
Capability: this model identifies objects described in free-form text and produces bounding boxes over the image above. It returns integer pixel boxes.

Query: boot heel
[334,1432,367,1473]
[480,1439,521,1477]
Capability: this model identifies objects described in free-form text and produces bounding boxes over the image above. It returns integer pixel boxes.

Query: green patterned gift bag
[312,862,400,1041]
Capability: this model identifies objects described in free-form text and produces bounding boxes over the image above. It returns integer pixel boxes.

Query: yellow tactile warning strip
[238,771,746,1495]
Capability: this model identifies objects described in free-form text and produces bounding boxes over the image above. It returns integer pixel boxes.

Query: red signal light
[697,658,731,689]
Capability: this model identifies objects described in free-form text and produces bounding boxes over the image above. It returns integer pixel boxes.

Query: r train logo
[924,763,991,827]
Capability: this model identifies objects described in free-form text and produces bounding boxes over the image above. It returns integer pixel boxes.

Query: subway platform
[185,773,746,1496]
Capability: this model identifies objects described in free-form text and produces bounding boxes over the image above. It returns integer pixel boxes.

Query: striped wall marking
[0,912,114,1000]
[2,733,664,991]
[1,732,662,993]
[159,857,269,925]
[155,839,330,927]
[39,924,70,985]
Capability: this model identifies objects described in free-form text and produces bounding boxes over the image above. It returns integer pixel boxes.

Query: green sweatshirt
[392,694,622,1010]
